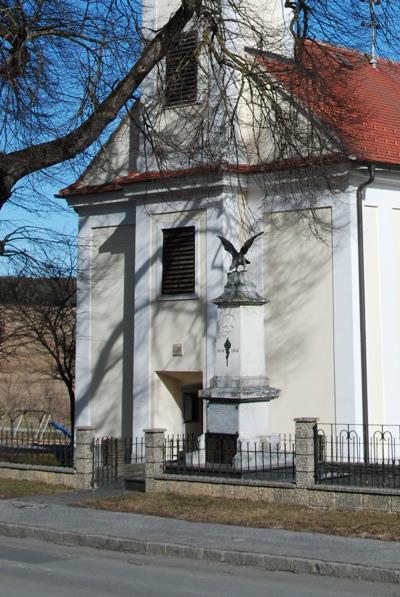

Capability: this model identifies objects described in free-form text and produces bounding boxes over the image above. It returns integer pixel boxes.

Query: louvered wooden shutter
[165,32,198,107]
[162,226,195,295]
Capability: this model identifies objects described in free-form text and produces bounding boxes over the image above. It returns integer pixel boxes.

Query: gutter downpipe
[356,163,375,463]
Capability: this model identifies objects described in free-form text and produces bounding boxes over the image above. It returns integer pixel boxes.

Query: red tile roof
[61,42,400,197]
[60,154,347,197]
[259,41,400,166]
[59,166,219,196]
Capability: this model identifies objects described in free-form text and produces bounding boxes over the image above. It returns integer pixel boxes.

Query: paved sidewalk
[0,488,399,584]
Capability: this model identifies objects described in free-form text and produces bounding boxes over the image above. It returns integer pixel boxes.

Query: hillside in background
[0,276,76,430]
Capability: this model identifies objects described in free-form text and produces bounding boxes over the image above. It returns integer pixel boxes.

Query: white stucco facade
[66,162,400,439]
[64,0,400,439]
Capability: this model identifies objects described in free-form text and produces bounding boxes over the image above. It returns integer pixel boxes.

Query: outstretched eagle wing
[240,232,264,256]
[217,235,239,258]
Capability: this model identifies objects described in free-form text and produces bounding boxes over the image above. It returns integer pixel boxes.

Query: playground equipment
[0,410,71,439]
[49,419,72,438]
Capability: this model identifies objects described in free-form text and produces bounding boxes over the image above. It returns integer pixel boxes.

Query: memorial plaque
[207,402,238,434]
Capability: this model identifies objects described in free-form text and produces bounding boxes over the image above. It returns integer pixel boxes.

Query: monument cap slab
[213,271,267,305]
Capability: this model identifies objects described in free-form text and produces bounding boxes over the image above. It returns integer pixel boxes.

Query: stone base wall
[0,462,77,488]
[151,474,400,513]
[0,426,96,490]
[145,421,400,513]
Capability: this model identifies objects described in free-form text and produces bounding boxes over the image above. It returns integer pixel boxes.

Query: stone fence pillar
[74,426,96,489]
[295,418,318,488]
[144,429,166,492]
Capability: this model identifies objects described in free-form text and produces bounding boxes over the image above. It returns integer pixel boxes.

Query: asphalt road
[0,536,398,597]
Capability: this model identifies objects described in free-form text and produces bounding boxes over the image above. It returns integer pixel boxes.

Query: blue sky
[2,193,77,239]
[0,181,78,276]
[0,0,140,277]
[0,0,396,278]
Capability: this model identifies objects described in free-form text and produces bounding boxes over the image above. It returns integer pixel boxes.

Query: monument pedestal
[199,271,280,446]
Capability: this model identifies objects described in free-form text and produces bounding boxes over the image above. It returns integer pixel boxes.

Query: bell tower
[137,0,293,173]
[143,0,291,36]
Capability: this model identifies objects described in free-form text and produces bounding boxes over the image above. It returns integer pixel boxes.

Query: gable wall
[90,223,135,437]
[74,204,136,439]
[149,210,207,435]
[72,169,400,440]
[363,182,400,427]
[150,210,207,372]
[264,208,336,434]
[91,226,134,436]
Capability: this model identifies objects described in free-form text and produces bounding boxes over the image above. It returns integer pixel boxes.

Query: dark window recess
[183,392,200,423]
[165,31,198,107]
[162,226,195,295]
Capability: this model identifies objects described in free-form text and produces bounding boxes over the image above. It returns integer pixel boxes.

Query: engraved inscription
[217,348,238,353]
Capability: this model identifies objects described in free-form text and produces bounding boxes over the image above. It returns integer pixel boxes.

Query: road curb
[0,521,398,584]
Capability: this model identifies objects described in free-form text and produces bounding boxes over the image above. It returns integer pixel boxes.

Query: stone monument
[199,233,280,465]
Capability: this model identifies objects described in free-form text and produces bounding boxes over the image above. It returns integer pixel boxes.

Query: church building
[61,0,400,440]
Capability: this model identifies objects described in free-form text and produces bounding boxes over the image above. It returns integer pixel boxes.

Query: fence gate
[92,437,145,487]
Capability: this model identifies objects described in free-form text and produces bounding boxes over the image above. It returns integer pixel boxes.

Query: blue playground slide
[49,420,72,439]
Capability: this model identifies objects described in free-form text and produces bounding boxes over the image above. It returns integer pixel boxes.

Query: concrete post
[74,426,96,489]
[117,438,127,476]
[144,429,166,492]
[295,418,318,488]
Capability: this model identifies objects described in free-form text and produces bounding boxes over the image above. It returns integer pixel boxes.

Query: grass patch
[0,478,71,498]
[80,492,400,541]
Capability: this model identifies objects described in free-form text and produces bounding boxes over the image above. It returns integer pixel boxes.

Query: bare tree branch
[0,0,199,206]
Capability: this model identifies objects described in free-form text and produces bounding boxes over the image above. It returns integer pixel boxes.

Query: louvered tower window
[165,31,198,107]
[161,226,195,295]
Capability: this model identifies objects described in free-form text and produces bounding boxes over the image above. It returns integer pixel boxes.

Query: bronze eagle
[217,232,263,272]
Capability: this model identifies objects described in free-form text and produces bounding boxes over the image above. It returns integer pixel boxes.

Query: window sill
[157,292,200,302]
[163,99,199,110]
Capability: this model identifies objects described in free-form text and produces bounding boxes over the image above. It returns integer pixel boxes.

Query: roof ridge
[305,39,400,67]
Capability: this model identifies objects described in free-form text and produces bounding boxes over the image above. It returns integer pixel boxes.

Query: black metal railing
[164,433,295,482]
[315,423,400,488]
[0,428,73,467]
[92,436,145,487]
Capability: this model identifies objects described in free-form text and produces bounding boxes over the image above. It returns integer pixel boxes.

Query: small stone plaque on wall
[172,344,182,357]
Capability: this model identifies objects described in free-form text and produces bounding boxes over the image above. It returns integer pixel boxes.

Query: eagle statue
[217,232,263,272]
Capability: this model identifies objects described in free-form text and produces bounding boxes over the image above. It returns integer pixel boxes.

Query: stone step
[123,463,145,475]
[124,476,145,492]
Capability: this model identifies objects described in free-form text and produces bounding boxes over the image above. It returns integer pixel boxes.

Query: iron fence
[164,433,295,482]
[315,423,400,488]
[0,428,73,467]
[92,436,145,487]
